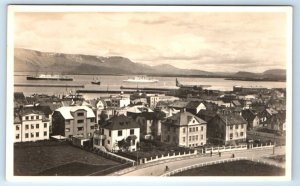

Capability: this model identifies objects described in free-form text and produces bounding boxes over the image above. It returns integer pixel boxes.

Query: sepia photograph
[6,5,292,180]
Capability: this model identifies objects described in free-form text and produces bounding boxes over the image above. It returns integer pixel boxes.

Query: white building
[14,108,50,142]
[93,114,140,152]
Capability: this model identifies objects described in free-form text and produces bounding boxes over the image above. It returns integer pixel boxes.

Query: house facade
[52,106,96,139]
[161,111,207,148]
[94,115,140,152]
[14,108,50,142]
[207,113,247,145]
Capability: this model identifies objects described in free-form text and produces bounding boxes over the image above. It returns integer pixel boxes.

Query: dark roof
[216,113,247,126]
[101,114,140,130]
[14,92,26,101]
[186,101,202,110]
[165,111,206,126]
[241,109,257,122]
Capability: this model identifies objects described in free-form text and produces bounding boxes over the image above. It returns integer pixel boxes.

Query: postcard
[6,5,292,181]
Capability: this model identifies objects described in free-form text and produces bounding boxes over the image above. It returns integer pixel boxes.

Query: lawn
[173,160,285,176]
[14,142,120,176]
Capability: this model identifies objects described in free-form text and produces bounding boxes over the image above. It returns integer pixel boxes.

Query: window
[230,133,233,139]
[44,131,47,136]
[77,119,84,123]
[109,131,111,137]
[25,125,29,130]
[189,136,191,141]
[183,128,186,133]
[25,116,29,120]
[36,124,39,129]
[230,126,233,130]
[183,137,185,142]
[240,132,244,137]
[36,132,39,137]
[201,135,203,140]
[16,134,20,139]
[36,116,40,120]
[196,135,198,140]
[77,112,84,116]
[31,124,34,129]
[44,123,47,128]
[189,128,192,132]
[25,133,29,138]
[236,132,239,137]
[201,126,203,131]
[118,130,123,136]
[107,140,110,144]
[192,128,195,132]
[193,120,195,123]
[31,133,34,138]
[200,142,203,146]
[16,125,20,130]
[196,127,198,131]
[192,136,195,141]
[90,126,95,130]
[130,129,134,135]
[241,124,244,129]
[235,125,239,129]
[31,116,34,120]
[77,127,83,131]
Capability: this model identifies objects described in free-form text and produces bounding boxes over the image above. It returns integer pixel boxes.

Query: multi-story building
[52,106,96,139]
[207,113,247,145]
[93,114,140,152]
[111,96,130,108]
[14,108,50,142]
[146,95,160,109]
[161,111,207,148]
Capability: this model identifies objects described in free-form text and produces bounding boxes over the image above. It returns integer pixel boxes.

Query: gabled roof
[241,109,257,122]
[266,108,279,115]
[186,101,203,110]
[55,106,95,120]
[232,100,241,106]
[216,113,247,126]
[101,114,140,130]
[165,111,207,126]
[169,101,189,109]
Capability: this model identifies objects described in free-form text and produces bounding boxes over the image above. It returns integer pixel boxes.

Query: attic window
[77,112,84,117]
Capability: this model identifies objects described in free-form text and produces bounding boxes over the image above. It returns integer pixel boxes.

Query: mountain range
[14,48,286,80]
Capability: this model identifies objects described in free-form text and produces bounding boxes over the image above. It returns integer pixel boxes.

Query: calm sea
[14,72,286,100]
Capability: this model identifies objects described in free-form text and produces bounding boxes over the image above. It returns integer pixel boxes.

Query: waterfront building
[14,107,50,142]
[146,95,160,109]
[207,113,247,145]
[94,115,140,152]
[161,110,207,148]
[52,105,96,139]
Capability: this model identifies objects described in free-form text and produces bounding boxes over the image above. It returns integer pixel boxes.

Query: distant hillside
[230,69,286,81]
[14,48,212,76]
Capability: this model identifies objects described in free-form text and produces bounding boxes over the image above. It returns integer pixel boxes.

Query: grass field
[14,142,120,176]
[172,160,285,176]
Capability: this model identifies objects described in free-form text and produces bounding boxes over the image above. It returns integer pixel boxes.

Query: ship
[91,76,101,85]
[27,74,73,81]
[123,76,159,83]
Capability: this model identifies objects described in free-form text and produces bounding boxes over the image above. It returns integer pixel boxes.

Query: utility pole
[272,133,276,155]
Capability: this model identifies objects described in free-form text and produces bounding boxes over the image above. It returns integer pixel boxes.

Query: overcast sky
[14,11,289,72]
